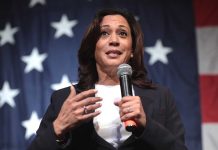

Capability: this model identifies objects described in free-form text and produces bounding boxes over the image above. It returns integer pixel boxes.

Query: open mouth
[105,50,122,57]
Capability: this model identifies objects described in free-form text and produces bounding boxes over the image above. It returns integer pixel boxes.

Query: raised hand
[53,86,102,137]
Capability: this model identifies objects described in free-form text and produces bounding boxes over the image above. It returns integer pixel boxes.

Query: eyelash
[119,31,127,37]
[100,31,128,37]
[100,31,109,36]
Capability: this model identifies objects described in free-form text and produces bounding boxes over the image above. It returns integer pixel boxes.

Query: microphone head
[117,63,132,77]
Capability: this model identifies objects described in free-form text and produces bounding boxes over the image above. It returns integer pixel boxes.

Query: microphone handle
[120,75,132,96]
[119,75,137,132]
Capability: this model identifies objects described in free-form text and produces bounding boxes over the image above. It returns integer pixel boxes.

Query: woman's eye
[119,31,127,37]
[100,31,109,36]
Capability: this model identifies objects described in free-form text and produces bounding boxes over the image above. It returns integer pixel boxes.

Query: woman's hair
[77,8,154,91]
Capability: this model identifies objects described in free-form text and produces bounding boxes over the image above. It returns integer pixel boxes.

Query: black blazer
[28,84,188,150]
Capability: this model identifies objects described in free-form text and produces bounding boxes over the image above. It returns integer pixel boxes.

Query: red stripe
[194,0,218,27]
[200,75,218,122]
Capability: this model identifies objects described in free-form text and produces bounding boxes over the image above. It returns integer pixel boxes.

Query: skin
[95,15,133,85]
[53,15,146,138]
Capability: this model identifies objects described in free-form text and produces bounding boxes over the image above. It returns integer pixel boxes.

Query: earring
[131,54,133,58]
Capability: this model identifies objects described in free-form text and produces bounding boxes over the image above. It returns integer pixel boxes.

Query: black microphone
[117,63,137,132]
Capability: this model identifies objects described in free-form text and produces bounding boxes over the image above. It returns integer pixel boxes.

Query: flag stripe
[194,0,218,27]
[196,27,218,74]
[202,123,218,150]
[200,75,218,122]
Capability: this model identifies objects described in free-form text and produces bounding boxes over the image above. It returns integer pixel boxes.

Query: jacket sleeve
[136,87,188,150]
[27,88,71,150]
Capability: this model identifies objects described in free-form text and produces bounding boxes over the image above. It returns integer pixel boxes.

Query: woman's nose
[109,33,119,46]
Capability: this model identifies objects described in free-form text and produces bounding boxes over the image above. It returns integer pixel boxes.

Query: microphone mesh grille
[117,64,132,77]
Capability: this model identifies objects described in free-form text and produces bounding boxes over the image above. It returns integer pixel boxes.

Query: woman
[28,8,187,150]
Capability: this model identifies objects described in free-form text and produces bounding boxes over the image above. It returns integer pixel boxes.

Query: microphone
[117,63,137,132]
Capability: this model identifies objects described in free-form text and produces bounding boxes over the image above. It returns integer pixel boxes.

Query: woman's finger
[76,96,102,109]
[78,102,102,115]
[73,89,97,102]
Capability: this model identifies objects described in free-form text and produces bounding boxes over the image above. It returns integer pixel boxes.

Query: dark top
[28,84,188,150]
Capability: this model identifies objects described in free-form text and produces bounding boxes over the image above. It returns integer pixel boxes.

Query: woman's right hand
[53,86,102,138]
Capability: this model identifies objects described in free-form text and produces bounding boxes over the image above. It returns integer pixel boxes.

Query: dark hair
[77,8,153,91]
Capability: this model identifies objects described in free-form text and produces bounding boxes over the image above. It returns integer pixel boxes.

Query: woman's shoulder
[134,83,172,94]
[134,83,175,104]
[134,84,176,111]
[51,84,82,99]
[51,86,71,102]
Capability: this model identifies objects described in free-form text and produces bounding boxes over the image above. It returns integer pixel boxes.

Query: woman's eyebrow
[100,25,109,28]
[100,25,129,30]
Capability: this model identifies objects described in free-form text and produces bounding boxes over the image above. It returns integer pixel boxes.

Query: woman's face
[95,15,132,70]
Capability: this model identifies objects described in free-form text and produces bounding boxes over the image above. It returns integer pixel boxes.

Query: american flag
[0,0,217,150]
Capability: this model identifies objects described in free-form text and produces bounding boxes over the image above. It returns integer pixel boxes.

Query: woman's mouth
[105,50,122,58]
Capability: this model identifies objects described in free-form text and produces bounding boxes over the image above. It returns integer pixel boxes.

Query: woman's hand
[53,86,102,138]
[115,96,146,128]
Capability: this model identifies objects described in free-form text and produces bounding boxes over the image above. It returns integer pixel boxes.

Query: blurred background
[0,0,217,150]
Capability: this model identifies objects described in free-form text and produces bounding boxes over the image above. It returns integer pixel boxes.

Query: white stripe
[196,26,218,74]
[202,123,218,150]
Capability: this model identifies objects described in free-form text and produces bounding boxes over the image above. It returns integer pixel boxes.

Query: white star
[51,74,72,90]
[22,111,41,139]
[145,39,173,65]
[29,0,46,8]
[0,23,19,46]
[51,14,78,39]
[0,81,20,108]
[21,47,48,73]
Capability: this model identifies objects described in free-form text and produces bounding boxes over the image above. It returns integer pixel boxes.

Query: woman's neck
[96,65,120,85]
[97,78,119,85]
